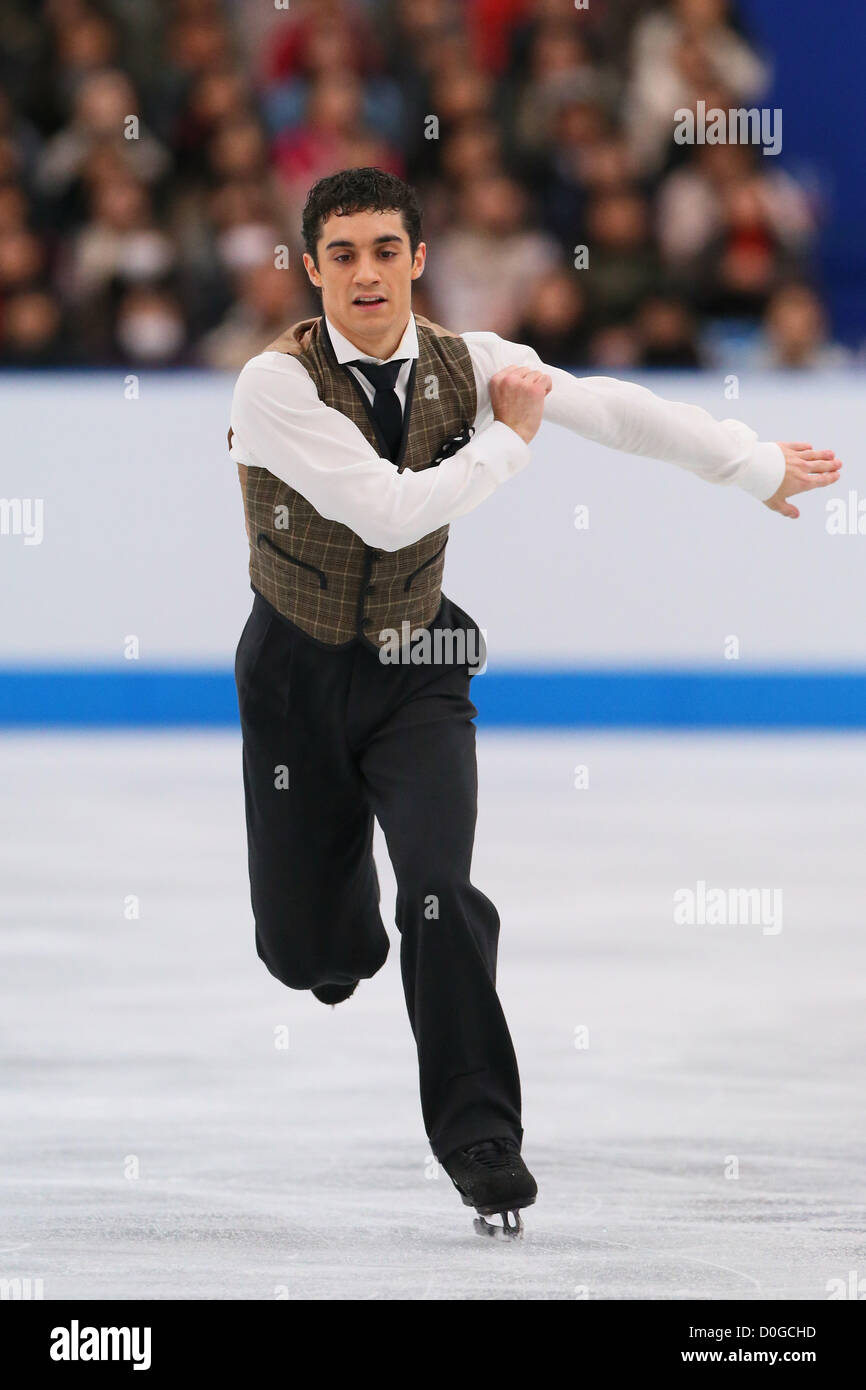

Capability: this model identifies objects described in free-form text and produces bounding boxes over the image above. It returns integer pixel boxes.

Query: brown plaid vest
[231,314,477,651]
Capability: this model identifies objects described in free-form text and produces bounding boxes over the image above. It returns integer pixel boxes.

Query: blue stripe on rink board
[1,668,866,729]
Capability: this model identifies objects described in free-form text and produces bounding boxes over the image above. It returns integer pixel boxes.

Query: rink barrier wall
[1,668,865,728]
[4,369,865,709]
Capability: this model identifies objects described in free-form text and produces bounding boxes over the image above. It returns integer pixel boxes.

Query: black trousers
[234,590,523,1160]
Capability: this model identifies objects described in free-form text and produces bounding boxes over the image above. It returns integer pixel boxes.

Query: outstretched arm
[464,331,842,517]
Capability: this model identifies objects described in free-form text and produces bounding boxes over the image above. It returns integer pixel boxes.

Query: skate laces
[463,1138,520,1170]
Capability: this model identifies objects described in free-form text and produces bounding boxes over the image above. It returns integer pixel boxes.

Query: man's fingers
[798,458,841,475]
[797,449,837,463]
[783,464,840,498]
[765,441,842,518]
[804,469,841,489]
[505,368,552,393]
[530,371,553,393]
[772,499,800,518]
[496,366,551,388]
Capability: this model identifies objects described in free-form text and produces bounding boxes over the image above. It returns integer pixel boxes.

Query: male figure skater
[229,168,840,1237]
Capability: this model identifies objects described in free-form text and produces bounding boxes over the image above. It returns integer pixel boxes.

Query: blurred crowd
[0,0,848,370]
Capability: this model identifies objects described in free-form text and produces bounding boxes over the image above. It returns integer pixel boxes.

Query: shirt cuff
[734,441,786,501]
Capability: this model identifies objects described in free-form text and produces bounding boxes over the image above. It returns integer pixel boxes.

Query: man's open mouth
[353,295,387,306]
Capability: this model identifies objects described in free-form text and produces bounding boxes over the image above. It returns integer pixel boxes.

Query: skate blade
[473,1210,524,1239]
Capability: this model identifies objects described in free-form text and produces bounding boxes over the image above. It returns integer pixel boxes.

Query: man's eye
[380,251,396,258]
[334,254,351,263]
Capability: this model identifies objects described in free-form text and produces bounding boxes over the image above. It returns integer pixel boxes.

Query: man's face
[303,208,425,351]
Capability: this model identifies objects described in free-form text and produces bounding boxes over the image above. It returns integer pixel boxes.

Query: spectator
[757,283,849,369]
[64,178,176,306]
[510,22,611,157]
[260,9,403,149]
[0,182,29,233]
[625,0,769,174]
[0,227,45,295]
[425,173,561,335]
[0,0,836,366]
[272,75,403,217]
[36,69,171,202]
[657,142,816,271]
[587,322,641,368]
[512,266,589,365]
[0,288,66,365]
[532,96,611,251]
[198,259,314,369]
[173,67,251,181]
[636,295,703,367]
[584,189,659,325]
[697,175,797,323]
[113,285,188,365]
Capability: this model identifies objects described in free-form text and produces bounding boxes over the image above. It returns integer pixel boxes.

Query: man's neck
[325,310,412,362]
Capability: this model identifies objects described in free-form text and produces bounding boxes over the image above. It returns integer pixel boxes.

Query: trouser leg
[355,648,522,1160]
[235,598,389,989]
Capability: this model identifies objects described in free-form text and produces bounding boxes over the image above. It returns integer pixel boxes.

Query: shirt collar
[325,312,419,366]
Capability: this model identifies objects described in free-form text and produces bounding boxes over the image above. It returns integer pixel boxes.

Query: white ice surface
[1,731,864,1300]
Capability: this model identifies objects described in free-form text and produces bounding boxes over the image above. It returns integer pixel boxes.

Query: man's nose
[353,259,382,285]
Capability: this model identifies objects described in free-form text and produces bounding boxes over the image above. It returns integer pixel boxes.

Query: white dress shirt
[229,311,786,553]
[327,311,417,411]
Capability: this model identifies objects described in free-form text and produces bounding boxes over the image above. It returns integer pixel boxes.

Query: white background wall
[1,370,863,668]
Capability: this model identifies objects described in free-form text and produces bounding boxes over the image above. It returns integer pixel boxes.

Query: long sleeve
[229,350,530,552]
[462,331,786,502]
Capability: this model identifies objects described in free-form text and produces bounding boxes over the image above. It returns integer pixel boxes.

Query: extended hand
[764,442,842,519]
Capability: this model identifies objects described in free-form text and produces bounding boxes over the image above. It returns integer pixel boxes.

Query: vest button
[366,583,376,595]
[360,617,372,629]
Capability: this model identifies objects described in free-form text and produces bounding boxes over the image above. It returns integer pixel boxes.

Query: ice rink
[1,729,863,1301]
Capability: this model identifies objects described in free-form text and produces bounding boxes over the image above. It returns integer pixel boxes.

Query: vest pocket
[257,533,328,590]
[403,539,448,591]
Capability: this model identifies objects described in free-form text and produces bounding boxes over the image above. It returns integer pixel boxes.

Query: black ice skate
[312,863,378,1007]
[311,980,358,1007]
[441,1137,537,1239]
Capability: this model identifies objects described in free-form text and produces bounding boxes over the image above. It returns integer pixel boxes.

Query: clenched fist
[488,365,553,445]
[764,442,843,519]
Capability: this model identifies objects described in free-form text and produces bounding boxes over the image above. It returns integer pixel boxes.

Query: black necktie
[348,358,406,461]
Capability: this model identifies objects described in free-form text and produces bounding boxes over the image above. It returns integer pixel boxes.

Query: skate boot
[312,865,377,1007]
[441,1137,537,1239]
[311,980,358,1007]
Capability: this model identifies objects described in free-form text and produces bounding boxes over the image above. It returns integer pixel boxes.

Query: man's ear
[302,251,322,289]
[411,242,427,281]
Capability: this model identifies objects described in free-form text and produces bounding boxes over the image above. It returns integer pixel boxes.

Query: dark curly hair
[301,167,423,266]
